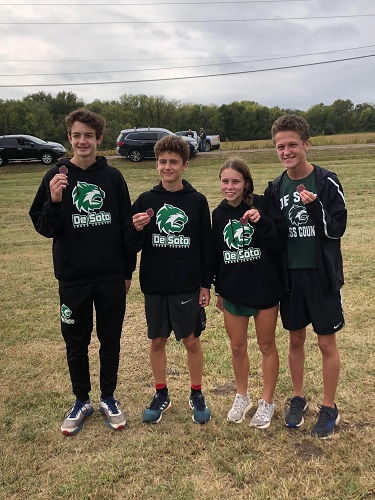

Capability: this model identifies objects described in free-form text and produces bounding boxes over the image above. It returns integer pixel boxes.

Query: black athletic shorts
[280,269,344,335]
[144,290,206,341]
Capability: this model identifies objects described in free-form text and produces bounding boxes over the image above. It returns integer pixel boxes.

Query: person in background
[213,158,287,428]
[199,127,207,152]
[265,114,346,438]
[29,108,135,435]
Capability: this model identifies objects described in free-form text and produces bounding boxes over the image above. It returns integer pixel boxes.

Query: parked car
[175,130,220,151]
[0,134,66,166]
[116,127,198,162]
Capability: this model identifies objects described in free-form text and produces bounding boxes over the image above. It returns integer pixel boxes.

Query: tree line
[0,91,374,150]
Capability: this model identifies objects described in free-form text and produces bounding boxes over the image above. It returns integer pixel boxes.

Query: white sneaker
[61,400,94,436]
[227,393,252,423]
[100,397,126,430]
[250,399,275,429]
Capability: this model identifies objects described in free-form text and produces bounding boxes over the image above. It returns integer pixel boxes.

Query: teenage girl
[212,158,287,428]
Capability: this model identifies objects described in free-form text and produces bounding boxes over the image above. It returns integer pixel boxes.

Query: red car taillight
[117,141,125,147]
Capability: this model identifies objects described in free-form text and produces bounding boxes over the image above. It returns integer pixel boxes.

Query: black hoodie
[29,156,136,285]
[124,180,215,295]
[212,195,287,309]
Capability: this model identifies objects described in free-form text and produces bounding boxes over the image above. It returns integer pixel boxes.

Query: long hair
[219,158,254,206]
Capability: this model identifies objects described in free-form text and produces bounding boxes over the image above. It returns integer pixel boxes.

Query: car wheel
[0,155,7,167]
[129,149,143,162]
[41,152,55,165]
[205,142,211,152]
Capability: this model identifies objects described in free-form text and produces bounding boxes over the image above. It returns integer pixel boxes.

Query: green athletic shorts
[224,298,258,317]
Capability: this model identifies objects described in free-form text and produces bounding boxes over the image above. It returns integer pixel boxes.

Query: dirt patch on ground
[294,439,324,461]
[212,381,237,395]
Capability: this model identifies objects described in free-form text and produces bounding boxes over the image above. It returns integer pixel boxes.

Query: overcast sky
[1,0,374,111]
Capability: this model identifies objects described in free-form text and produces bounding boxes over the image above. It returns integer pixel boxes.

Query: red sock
[155,383,167,391]
[191,384,202,391]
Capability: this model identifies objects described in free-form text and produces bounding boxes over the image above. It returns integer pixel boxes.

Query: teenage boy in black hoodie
[30,108,135,435]
[265,114,347,438]
[125,135,215,424]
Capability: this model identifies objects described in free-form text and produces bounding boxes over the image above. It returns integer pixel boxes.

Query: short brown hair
[65,108,106,139]
[219,157,254,207]
[271,114,310,142]
[154,134,190,164]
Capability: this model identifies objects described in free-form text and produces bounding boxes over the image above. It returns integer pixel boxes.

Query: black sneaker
[142,392,171,424]
[285,396,308,428]
[189,392,211,424]
[311,404,340,439]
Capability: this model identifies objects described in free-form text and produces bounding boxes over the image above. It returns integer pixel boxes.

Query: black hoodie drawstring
[228,204,245,252]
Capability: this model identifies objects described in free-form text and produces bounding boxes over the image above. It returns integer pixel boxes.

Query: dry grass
[220,132,375,152]
[0,144,374,499]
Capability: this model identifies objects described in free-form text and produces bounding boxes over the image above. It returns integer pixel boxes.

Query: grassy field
[0,143,374,499]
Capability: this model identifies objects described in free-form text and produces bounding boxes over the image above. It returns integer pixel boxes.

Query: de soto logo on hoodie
[152,203,190,248]
[222,219,261,263]
[71,181,111,228]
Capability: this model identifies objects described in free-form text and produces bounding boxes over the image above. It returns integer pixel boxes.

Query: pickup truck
[175,130,220,152]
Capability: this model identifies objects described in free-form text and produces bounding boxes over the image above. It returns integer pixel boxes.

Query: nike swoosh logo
[181,299,193,305]
[333,322,342,330]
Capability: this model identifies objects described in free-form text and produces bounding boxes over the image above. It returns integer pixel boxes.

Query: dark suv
[116,127,198,162]
[0,134,66,167]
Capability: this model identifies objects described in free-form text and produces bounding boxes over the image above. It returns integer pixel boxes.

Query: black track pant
[59,279,126,401]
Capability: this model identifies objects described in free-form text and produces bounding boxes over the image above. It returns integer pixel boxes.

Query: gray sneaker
[100,397,126,430]
[250,399,275,429]
[227,393,252,423]
[61,400,94,436]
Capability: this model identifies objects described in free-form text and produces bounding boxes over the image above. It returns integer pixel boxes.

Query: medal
[146,208,154,217]
[296,183,306,193]
[59,166,68,175]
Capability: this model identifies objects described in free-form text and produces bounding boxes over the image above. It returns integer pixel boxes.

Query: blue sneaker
[100,397,126,430]
[143,392,171,424]
[189,392,211,424]
[311,404,340,439]
[285,396,308,428]
[61,400,94,436]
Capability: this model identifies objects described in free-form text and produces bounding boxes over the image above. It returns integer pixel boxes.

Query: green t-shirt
[279,171,317,269]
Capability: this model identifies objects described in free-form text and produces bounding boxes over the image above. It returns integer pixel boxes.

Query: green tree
[305,103,330,135]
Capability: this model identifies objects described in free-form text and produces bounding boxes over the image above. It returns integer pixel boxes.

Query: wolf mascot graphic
[288,204,309,226]
[72,182,105,213]
[223,219,254,250]
[156,204,188,235]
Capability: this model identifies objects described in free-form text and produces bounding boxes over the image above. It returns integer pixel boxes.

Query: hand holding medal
[241,207,260,224]
[132,208,154,232]
[49,165,69,203]
[297,183,317,205]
